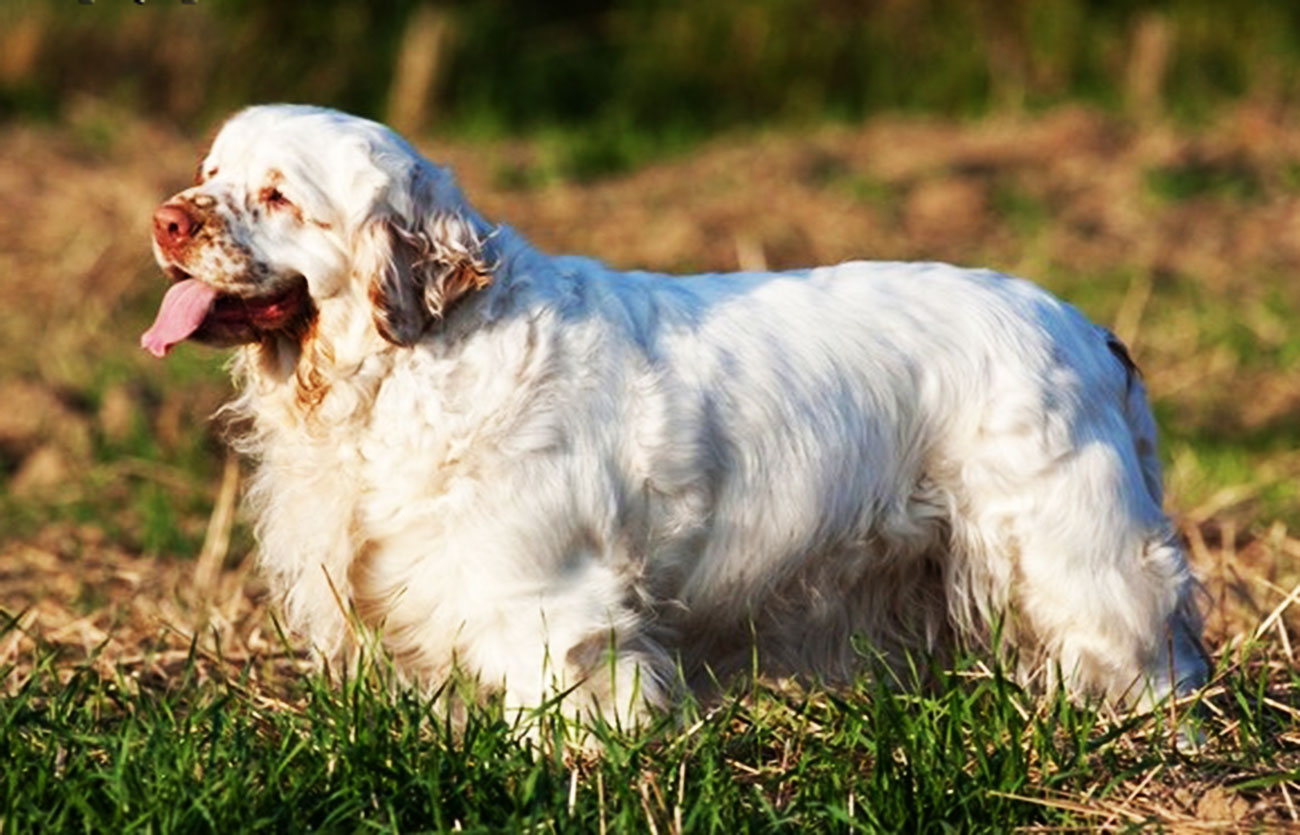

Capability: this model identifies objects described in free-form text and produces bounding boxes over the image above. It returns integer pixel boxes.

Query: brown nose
[153,202,200,249]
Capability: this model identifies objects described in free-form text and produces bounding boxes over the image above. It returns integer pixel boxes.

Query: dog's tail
[1100,326,1210,707]
[1099,327,1165,506]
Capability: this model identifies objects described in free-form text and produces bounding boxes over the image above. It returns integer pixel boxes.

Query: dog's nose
[153,202,200,247]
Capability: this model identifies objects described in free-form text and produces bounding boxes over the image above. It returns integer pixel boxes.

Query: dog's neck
[228,225,538,449]
[229,284,391,443]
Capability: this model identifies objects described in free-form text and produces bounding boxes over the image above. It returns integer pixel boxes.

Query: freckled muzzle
[151,192,223,265]
[142,194,314,357]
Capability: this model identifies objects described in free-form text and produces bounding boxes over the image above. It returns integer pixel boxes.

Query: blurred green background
[5,0,1300,175]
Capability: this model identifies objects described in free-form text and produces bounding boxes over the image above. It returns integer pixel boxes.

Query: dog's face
[143,105,490,357]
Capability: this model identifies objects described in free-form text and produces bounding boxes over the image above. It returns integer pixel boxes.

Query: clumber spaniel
[143,105,1206,727]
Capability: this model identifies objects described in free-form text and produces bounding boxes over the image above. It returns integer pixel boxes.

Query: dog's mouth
[141,266,312,358]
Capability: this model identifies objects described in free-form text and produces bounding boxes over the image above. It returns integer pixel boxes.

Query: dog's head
[142,104,492,358]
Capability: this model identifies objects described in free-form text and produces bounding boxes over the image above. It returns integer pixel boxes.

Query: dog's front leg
[350,527,675,734]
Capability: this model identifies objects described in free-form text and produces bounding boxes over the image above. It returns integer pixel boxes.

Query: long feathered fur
[153,104,1207,727]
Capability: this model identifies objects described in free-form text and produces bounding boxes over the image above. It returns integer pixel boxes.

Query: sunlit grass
[3,623,1297,831]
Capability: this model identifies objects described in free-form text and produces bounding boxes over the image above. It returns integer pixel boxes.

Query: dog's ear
[359,201,492,347]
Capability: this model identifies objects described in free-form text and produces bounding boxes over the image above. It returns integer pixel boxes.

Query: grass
[1146,159,1263,204]
[4,622,1298,832]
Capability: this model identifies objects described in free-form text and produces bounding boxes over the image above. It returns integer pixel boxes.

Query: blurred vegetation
[3,0,1300,176]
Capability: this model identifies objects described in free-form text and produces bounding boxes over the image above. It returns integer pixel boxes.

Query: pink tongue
[140,279,219,358]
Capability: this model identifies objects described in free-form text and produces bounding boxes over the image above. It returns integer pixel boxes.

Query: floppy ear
[359,205,492,347]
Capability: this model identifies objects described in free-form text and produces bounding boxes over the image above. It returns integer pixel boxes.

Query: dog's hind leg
[947,396,1207,708]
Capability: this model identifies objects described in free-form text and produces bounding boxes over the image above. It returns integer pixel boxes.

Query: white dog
[143,104,1206,724]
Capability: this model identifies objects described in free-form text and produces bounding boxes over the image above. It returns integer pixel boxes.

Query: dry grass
[2,98,1298,827]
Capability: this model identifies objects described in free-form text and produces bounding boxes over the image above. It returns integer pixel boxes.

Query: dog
[143,104,1207,726]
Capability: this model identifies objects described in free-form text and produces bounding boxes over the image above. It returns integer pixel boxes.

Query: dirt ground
[2,98,1299,825]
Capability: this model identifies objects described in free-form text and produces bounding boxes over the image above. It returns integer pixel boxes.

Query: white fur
[155,104,1207,724]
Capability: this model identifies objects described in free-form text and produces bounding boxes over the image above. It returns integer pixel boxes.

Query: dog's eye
[261,186,291,208]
